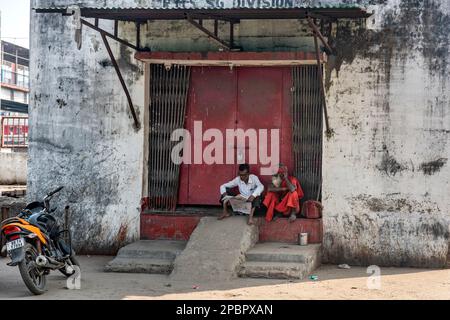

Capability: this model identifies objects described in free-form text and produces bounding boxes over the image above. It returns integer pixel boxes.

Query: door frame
[141,53,326,212]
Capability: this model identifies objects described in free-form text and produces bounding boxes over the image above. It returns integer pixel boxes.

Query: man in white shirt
[218,163,264,225]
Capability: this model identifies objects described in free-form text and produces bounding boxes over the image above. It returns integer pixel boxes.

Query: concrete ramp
[170,216,258,282]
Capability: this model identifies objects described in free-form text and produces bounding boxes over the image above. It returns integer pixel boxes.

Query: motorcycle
[1,186,80,295]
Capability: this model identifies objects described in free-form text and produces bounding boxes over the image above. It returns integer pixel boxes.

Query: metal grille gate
[148,64,191,211]
[292,65,323,202]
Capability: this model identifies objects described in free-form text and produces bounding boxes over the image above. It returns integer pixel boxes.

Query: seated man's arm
[250,176,265,201]
[220,178,238,196]
[284,177,296,193]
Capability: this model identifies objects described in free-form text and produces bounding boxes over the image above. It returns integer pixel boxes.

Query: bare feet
[247,218,255,226]
[218,212,231,220]
[289,213,297,223]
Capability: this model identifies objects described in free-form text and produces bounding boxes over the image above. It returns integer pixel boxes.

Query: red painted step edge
[141,214,322,244]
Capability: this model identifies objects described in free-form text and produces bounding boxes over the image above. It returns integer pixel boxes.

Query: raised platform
[141,213,322,244]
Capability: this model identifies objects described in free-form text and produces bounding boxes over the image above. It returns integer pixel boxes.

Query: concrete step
[104,257,173,274]
[105,240,186,274]
[245,243,321,263]
[113,240,186,259]
[238,261,311,279]
[238,242,321,280]
[170,216,259,282]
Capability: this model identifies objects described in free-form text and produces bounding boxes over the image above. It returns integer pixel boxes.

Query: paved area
[1,256,449,300]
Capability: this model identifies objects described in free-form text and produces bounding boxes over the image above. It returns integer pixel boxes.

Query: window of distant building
[1,61,13,85]
[16,65,29,88]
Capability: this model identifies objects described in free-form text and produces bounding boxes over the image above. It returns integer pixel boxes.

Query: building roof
[33,1,372,21]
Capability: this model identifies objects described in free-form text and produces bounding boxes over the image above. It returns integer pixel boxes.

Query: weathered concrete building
[29,0,449,268]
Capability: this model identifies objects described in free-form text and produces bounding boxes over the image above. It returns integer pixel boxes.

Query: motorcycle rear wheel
[18,243,47,295]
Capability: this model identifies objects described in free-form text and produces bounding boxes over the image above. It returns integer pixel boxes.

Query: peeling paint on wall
[420,158,448,175]
[30,0,450,264]
[29,8,145,254]
[323,0,450,267]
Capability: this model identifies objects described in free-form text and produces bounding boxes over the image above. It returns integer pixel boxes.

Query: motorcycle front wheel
[18,243,47,295]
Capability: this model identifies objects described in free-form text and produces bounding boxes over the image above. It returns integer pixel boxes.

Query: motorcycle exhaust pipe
[35,255,48,267]
[35,255,65,269]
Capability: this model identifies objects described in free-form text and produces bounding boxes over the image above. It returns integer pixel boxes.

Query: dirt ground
[1,256,449,300]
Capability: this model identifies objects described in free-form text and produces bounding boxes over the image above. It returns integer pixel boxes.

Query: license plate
[6,238,25,252]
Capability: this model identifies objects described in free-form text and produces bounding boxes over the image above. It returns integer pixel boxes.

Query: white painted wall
[322,1,450,267]
[29,5,146,254]
[0,150,27,185]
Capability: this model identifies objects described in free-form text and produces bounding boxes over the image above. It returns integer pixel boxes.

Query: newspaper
[222,195,252,215]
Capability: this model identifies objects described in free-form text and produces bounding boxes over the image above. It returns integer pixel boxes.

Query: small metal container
[298,233,308,246]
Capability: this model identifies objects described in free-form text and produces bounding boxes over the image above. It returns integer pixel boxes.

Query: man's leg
[247,207,256,225]
[218,200,232,220]
[247,196,261,225]
[263,192,279,222]
[275,191,300,222]
[218,188,237,220]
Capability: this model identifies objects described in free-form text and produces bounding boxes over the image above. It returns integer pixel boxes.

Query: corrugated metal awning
[33,1,372,21]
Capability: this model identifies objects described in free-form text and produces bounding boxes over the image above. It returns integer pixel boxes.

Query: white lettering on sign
[157,0,312,9]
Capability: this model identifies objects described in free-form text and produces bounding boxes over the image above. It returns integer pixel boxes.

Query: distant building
[1,40,29,114]
[1,41,29,149]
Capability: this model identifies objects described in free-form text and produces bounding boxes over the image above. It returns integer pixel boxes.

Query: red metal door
[178,67,237,205]
[236,67,293,186]
[178,66,293,205]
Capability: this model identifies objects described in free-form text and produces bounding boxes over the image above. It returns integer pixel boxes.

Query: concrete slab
[113,240,186,259]
[238,261,310,279]
[238,243,322,279]
[170,216,258,282]
[104,240,186,274]
[245,243,322,263]
[104,257,173,274]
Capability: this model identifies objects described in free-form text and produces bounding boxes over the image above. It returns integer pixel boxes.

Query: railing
[1,116,29,148]
[0,69,29,89]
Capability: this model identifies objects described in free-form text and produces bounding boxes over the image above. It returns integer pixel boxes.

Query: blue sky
[0,0,30,48]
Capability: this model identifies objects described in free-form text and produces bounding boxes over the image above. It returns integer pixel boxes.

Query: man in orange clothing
[263,165,304,223]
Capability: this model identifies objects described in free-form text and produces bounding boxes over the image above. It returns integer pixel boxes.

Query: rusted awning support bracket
[100,32,141,130]
[312,26,333,138]
[186,15,231,50]
[81,19,139,52]
[307,17,335,55]
[79,18,141,130]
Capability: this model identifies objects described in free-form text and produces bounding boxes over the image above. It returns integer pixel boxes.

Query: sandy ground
[0,256,449,300]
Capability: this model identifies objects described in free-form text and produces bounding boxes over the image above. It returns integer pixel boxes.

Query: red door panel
[237,67,282,186]
[178,67,237,205]
[236,67,293,186]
